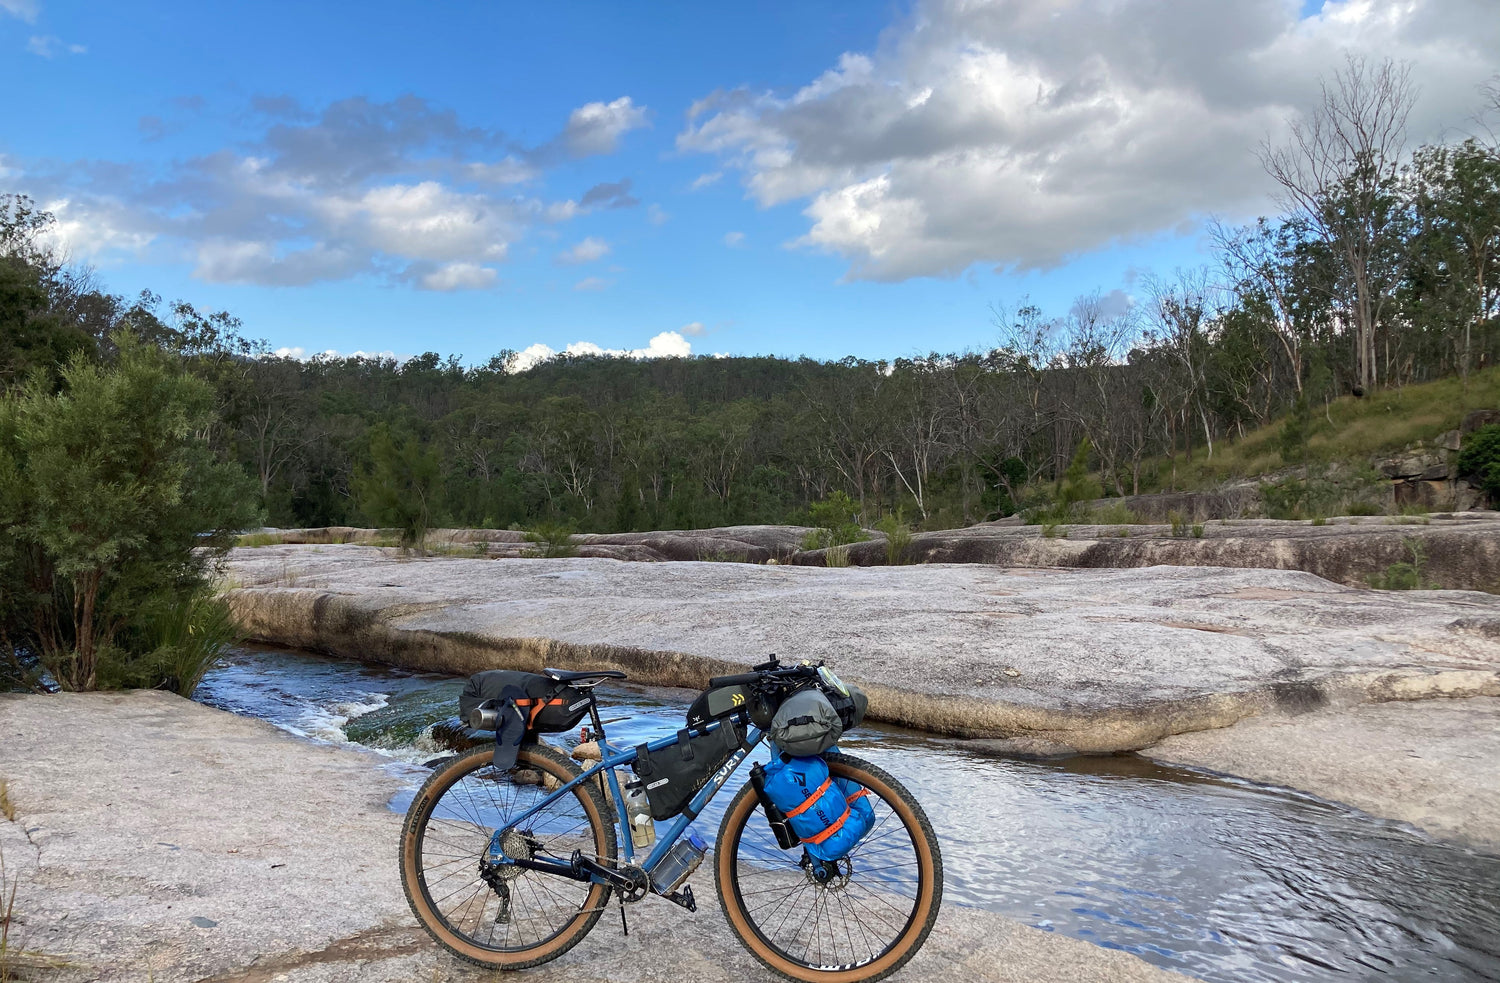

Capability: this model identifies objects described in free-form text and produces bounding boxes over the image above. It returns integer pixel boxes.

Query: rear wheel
[400,743,616,970]
[714,752,943,982]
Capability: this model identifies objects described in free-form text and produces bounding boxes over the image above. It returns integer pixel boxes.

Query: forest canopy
[3,61,1499,540]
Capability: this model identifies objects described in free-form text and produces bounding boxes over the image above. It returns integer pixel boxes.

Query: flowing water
[196,645,1500,983]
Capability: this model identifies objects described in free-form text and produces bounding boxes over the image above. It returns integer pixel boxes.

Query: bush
[103,590,241,697]
[353,424,440,550]
[0,337,255,692]
[1457,424,1500,503]
[1368,539,1428,590]
[1029,439,1102,525]
[875,512,914,565]
[523,520,578,558]
[804,491,865,550]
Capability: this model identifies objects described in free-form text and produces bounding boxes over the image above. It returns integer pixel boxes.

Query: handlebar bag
[760,754,876,863]
[459,670,593,770]
[686,682,775,730]
[634,721,744,820]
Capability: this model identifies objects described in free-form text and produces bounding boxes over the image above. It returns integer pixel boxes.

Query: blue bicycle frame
[487,716,767,884]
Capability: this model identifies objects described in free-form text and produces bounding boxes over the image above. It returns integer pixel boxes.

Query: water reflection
[197,646,1500,983]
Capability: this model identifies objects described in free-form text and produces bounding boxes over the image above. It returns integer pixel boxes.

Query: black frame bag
[634,722,744,820]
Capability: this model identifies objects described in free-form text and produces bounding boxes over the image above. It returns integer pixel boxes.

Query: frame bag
[634,722,744,820]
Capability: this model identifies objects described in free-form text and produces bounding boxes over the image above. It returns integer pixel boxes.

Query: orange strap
[845,788,870,804]
[784,777,834,819]
[515,697,568,728]
[804,806,851,845]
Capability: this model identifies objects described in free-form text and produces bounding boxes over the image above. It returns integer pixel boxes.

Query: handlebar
[709,659,820,690]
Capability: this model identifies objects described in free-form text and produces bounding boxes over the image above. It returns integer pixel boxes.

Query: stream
[196,645,1500,983]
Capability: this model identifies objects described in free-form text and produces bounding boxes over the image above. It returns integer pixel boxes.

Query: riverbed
[196,645,1500,983]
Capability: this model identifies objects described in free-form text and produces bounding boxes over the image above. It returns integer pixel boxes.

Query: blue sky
[3,1,1497,365]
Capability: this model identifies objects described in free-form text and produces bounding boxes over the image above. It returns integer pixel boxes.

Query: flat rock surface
[226,547,1500,750]
[1144,697,1500,853]
[0,691,1183,983]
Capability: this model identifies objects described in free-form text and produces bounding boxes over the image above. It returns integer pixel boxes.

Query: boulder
[1461,409,1500,434]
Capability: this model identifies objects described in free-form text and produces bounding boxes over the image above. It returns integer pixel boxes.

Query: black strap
[676,729,695,761]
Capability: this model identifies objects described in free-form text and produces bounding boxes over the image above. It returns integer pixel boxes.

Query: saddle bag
[760,754,876,863]
[459,670,593,771]
[459,670,593,733]
[634,722,744,820]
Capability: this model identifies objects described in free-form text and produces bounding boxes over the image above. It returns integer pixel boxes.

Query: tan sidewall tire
[714,752,943,983]
[400,743,616,970]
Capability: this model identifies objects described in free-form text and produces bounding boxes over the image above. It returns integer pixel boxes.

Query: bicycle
[399,657,944,982]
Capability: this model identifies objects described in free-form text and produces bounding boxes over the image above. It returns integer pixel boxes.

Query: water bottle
[650,831,707,895]
[622,775,655,849]
[750,762,801,850]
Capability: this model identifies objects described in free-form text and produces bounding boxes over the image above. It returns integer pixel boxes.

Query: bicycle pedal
[664,885,696,913]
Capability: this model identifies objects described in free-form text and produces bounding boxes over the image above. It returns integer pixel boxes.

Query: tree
[353,424,441,548]
[1260,55,1418,393]
[0,337,255,690]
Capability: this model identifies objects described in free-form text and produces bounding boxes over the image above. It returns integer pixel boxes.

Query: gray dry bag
[768,688,844,756]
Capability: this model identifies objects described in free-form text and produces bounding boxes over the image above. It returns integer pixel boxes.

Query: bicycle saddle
[544,667,628,684]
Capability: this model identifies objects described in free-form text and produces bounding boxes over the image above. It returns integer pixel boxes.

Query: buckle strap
[784,777,833,818]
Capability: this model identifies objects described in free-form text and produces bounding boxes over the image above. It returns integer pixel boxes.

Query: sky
[2,0,1499,367]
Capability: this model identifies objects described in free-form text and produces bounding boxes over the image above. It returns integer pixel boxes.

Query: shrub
[104,590,241,697]
[1368,538,1428,590]
[823,544,852,567]
[875,512,914,565]
[523,521,578,558]
[1345,502,1382,517]
[0,337,255,692]
[352,424,440,551]
[1168,510,1188,537]
[804,491,866,549]
[1091,502,1144,524]
[235,532,282,548]
[1191,522,1205,538]
[1457,424,1500,503]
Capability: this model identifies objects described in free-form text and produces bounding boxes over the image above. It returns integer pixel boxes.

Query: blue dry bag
[760,754,876,862]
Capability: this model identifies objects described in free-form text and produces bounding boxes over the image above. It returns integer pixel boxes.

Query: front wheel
[399,743,617,970]
[715,752,943,982]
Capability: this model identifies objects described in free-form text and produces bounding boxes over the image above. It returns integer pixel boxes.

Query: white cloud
[647,203,670,226]
[507,330,693,372]
[679,0,1500,281]
[27,35,85,57]
[573,276,611,291]
[563,96,649,156]
[417,262,497,291]
[723,231,745,248]
[273,347,401,361]
[556,236,610,265]
[1,0,38,22]
[691,171,723,190]
[8,95,620,289]
[679,321,707,336]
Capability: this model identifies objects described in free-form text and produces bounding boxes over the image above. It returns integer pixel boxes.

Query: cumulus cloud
[679,321,707,336]
[556,236,611,265]
[27,35,85,57]
[507,330,692,372]
[1,0,38,22]
[563,96,649,156]
[691,171,723,190]
[10,93,647,289]
[722,231,745,248]
[679,0,1500,281]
